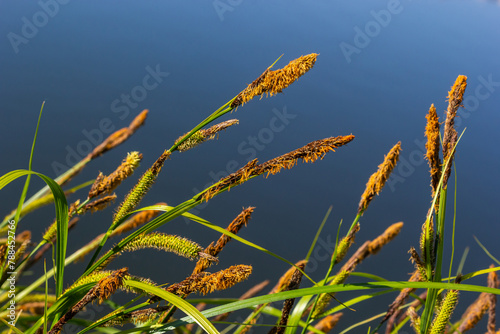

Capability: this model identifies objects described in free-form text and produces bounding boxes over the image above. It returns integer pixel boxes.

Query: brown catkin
[231,54,318,108]
[442,75,467,188]
[193,207,254,274]
[88,152,142,198]
[358,142,401,214]
[200,135,355,202]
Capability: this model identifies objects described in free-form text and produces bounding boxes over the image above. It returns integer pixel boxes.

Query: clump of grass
[0,56,498,334]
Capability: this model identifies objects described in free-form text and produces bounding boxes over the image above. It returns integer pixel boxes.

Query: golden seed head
[231,53,318,108]
[425,104,441,196]
[167,265,252,296]
[358,142,401,214]
[198,265,253,295]
[96,268,129,303]
[201,135,355,202]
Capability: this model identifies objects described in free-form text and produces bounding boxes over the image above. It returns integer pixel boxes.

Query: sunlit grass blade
[473,236,500,265]
[157,280,500,332]
[420,129,465,333]
[0,170,68,298]
[125,279,220,334]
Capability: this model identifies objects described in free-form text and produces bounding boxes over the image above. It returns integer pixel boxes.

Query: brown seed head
[272,260,308,293]
[308,313,343,334]
[193,207,254,274]
[425,104,441,196]
[231,53,318,108]
[442,75,467,188]
[89,110,148,159]
[83,194,117,213]
[201,135,355,202]
[167,265,252,296]
[488,266,498,334]
[175,119,239,152]
[96,268,128,304]
[88,152,142,199]
[128,109,148,132]
[358,142,401,214]
[368,222,403,254]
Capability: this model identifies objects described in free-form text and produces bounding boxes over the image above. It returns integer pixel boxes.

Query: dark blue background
[1,1,499,332]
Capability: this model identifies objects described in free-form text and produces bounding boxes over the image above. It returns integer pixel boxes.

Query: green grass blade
[473,236,500,265]
[160,281,500,331]
[0,318,25,334]
[125,279,220,334]
[12,101,44,228]
[305,205,332,262]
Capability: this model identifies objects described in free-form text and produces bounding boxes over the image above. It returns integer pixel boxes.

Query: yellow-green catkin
[420,213,435,269]
[175,119,239,152]
[113,151,170,225]
[312,270,350,318]
[430,290,459,334]
[333,223,360,264]
[357,142,401,214]
[43,221,57,242]
[122,232,212,262]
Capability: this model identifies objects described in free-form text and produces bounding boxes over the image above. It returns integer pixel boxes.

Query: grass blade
[0,169,68,297]
[125,279,220,334]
